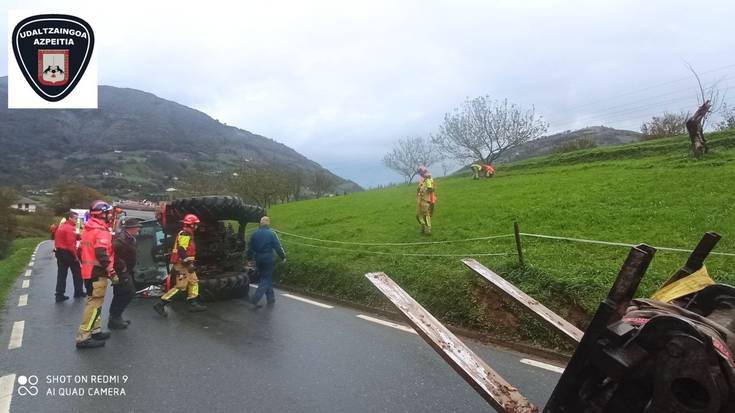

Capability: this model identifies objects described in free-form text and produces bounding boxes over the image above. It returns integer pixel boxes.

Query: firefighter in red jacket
[76,200,120,349]
[153,214,207,316]
[54,211,84,301]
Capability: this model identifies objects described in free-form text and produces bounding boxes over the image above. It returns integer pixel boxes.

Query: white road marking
[24,270,31,277]
[21,280,29,289]
[281,293,334,309]
[18,295,28,307]
[356,314,418,335]
[0,374,16,413]
[8,321,25,350]
[28,261,34,267]
[520,358,565,374]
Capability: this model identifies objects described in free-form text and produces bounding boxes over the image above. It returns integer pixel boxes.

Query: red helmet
[181,214,200,226]
[89,200,112,218]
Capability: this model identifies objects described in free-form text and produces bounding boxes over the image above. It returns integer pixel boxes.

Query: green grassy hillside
[268,131,735,347]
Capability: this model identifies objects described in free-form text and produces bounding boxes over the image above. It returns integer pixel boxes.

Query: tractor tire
[163,196,265,232]
[198,272,250,301]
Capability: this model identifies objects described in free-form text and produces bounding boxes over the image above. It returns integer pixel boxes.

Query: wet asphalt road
[0,240,561,413]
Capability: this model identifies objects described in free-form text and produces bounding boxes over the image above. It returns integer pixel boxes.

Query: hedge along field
[267,131,735,349]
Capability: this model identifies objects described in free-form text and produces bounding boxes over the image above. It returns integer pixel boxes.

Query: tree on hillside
[52,183,105,215]
[640,112,688,139]
[716,104,735,131]
[0,187,18,258]
[383,136,442,183]
[432,96,548,164]
[313,170,335,198]
[228,165,289,208]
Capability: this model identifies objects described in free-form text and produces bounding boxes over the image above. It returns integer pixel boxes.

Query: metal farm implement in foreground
[366,232,735,413]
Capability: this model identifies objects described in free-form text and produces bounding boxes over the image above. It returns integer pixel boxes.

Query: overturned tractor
[156,196,266,301]
[121,196,265,300]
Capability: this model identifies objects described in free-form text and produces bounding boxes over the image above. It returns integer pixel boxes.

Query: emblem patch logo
[11,14,94,102]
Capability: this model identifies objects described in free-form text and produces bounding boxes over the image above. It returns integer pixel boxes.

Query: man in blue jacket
[247,216,286,308]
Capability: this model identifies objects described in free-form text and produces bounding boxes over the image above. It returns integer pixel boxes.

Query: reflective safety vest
[170,229,196,264]
[417,177,437,205]
[80,217,114,280]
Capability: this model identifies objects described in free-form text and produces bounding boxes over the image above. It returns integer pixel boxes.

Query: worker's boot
[153,300,168,317]
[188,299,207,312]
[91,331,111,340]
[108,316,128,330]
[76,338,105,349]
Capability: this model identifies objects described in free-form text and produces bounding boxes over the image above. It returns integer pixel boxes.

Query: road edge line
[0,374,16,413]
[356,314,417,335]
[519,358,565,374]
[281,293,334,309]
[8,321,25,350]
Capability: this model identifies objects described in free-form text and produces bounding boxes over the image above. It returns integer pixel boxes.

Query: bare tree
[432,96,548,164]
[640,111,688,139]
[684,64,724,157]
[383,136,442,183]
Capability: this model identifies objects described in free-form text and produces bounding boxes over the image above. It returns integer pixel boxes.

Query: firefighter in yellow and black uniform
[153,214,207,316]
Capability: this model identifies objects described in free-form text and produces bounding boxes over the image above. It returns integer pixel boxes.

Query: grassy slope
[268,132,735,347]
[0,238,42,306]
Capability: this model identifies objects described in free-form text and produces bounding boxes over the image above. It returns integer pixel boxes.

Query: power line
[564,63,735,112]
[548,82,732,132]
[549,77,733,128]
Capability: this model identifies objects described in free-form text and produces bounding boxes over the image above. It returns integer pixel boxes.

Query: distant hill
[494,126,642,163]
[0,77,361,198]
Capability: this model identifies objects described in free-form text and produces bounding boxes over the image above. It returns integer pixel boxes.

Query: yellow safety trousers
[161,262,200,301]
[76,278,109,342]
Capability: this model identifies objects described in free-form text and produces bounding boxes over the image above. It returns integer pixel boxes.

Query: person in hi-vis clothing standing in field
[76,201,119,349]
[153,214,207,316]
[416,165,436,235]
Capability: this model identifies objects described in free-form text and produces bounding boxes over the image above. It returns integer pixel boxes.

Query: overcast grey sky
[4,1,734,187]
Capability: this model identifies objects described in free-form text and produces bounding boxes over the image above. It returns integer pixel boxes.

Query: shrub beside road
[268,131,735,348]
[0,238,42,306]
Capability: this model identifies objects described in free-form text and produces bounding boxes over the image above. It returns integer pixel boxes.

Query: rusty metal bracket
[462,258,583,346]
[544,244,656,412]
[365,271,538,413]
[661,232,721,288]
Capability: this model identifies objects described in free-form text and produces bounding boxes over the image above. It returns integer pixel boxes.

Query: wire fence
[282,238,512,257]
[264,225,735,261]
[520,233,735,257]
[273,229,513,246]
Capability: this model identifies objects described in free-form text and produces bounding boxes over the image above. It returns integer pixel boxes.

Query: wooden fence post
[513,221,525,267]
